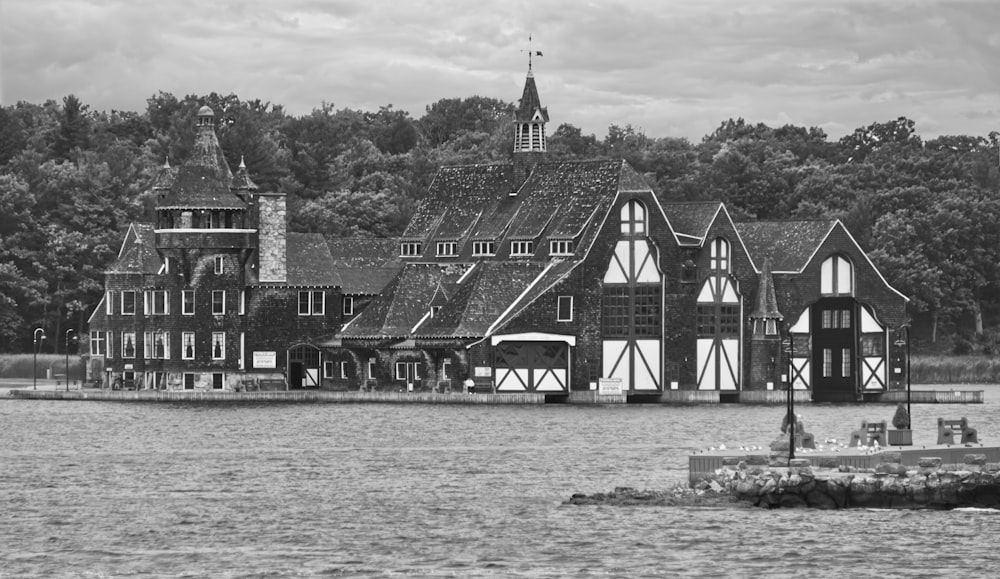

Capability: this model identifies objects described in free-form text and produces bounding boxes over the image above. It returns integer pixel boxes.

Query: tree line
[1,92,999,354]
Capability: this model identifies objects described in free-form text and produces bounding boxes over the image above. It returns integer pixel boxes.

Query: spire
[750,257,783,336]
[512,44,549,181]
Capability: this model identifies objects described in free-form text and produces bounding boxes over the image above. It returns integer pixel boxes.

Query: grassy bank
[911,355,1000,384]
[0,354,84,380]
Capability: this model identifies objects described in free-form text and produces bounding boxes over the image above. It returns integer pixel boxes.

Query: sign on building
[253,351,277,369]
[598,378,623,396]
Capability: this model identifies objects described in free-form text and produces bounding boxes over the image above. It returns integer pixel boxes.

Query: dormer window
[436,242,458,257]
[510,240,534,257]
[549,240,573,256]
[472,241,495,256]
[400,242,422,257]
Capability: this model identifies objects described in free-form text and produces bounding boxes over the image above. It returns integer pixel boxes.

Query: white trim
[410,310,433,334]
[456,263,477,284]
[832,220,910,302]
[485,262,555,336]
[557,295,573,322]
[490,332,576,346]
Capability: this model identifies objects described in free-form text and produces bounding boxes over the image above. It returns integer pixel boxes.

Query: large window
[145,290,168,315]
[182,332,195,360]
[821,255,854,296]
[298,291,325,315]
[212,290,226,315]
[143,331,169,359]
[90,331,105,356]
[710,238,730,272]
[212,332,225,360]
[557,296,573,322]
[121,291,136,315]
[122,332,136,358]
[821,309,852,329]
[620,200,646,235]
[182,290,195,315]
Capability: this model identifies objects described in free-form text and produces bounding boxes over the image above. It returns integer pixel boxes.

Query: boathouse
[319,68,909,402]
[86,67,908,401]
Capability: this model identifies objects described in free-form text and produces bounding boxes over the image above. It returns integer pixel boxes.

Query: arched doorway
[287,344,321,389]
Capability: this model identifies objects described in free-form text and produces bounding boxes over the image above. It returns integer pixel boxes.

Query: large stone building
[88,69,908,402]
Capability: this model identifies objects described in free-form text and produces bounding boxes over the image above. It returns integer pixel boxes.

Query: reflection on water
[2,388,999,577]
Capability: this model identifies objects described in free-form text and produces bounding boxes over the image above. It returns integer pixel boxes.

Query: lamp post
[33,327,46,390]
[65,329,76,392]
[787,333,795,461]
[781,333,795,463]
[895,325,911,426]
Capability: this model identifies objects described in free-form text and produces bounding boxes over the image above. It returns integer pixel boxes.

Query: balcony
[155,228,257,250]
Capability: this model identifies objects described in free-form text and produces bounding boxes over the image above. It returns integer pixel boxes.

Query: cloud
[2,0,999,141]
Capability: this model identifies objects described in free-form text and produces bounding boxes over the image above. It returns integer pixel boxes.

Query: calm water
[3,388,1000,578]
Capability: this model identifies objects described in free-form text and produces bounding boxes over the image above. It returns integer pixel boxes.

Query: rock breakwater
[570,453,1000,510]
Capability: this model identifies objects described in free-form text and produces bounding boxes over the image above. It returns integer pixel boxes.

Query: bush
[891,403,910,429]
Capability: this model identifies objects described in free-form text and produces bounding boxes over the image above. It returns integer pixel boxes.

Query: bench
[849,420,887,447]
[937,417,978,445]
[780,414,816,449]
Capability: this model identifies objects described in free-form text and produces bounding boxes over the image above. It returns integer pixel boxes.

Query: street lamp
[65,329,76,392]
[33,327,46,390]
[781,333,795,463]
[894,324,911,426]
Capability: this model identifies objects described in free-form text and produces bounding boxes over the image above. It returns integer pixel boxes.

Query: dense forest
[2,91,1000,354]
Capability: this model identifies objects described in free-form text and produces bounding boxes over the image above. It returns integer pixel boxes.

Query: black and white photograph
[2,1,1000,576]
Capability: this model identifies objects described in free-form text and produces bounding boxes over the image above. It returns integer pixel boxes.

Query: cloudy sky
[2,0,999,141]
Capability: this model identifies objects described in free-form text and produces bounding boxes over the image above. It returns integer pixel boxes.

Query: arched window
[620,200,646,235]
[710,238,730,272]
[821,255,854,296]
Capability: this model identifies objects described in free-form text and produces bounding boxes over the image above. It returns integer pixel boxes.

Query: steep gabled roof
[664,202,722,240]
[415,261,548,338]
[507,160,624,240]
[735,220,835,272]
[107,223,161,275]
[325,237,403,295]
[404,164,517,239]
[286,233,341,287]
[339,263,470,339]
[487,259,580,335]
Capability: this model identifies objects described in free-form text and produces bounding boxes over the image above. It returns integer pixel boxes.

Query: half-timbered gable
[735,219,907,401]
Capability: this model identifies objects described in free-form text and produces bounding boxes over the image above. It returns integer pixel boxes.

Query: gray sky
[2,0,999,141]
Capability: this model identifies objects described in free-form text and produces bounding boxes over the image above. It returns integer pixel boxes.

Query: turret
[513,68,549,182]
